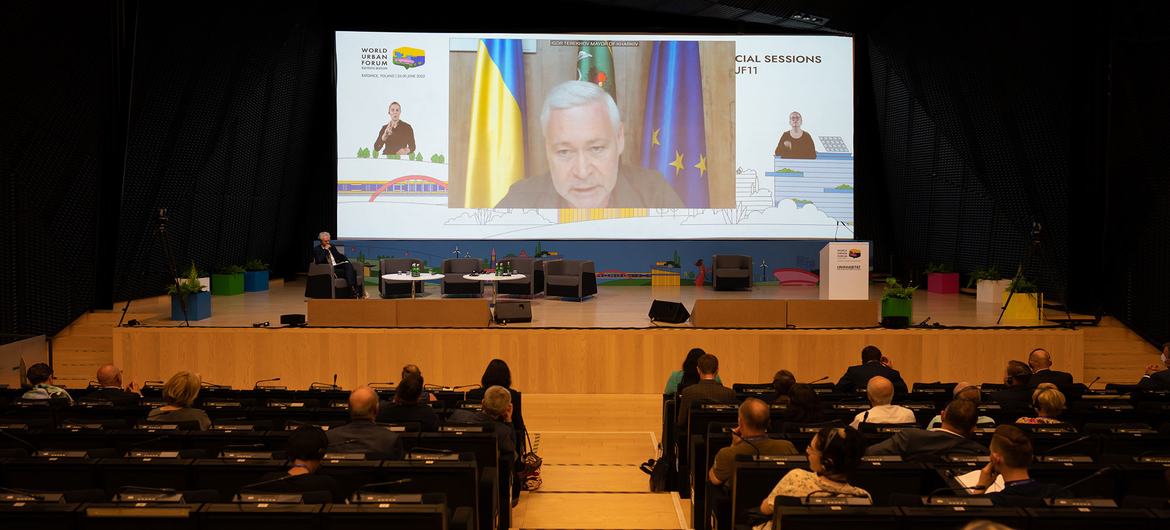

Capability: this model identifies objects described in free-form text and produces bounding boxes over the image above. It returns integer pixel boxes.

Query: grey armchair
[497,257,545,297]
[441,258,484,296]
[712,254,752,291]
[306,261,364,298]
[380,258,424,298]
[545,259,596,300]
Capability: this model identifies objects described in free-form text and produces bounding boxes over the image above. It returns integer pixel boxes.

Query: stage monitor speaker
[494,301,532,324]
[648,300,690,324]
[280,314,306,327]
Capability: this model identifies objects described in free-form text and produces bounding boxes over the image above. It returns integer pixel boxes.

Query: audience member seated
[777,383,827,429]
[676,353,738,430]
[708,398,798,490]
[1015,383,1066,425]
[146,371,211,430]
[771,370,796,404]
[1138,342,1170,389]
[975,425,1062,506]
[402,363,437,402]
[865,399,988,461]
[928,383,995,429]
[849,376,916,430]
[253,425,342,502]
[466,358,527,451]
[450,385,519,465]
[664,347,722,395]
[755,426,870,530]
[326,386,403,458]
[1026,348,1074,388]
[989,360,1033,411]
[377,373,439,431]
[82,364,140,406]
[21,362,73,404]
[834,345,908,395]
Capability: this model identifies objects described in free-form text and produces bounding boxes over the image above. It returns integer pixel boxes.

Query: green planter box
[211,272,245,296]
[881,298,913,328]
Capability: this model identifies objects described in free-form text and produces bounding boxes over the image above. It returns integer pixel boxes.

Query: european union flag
[641,41,709,208]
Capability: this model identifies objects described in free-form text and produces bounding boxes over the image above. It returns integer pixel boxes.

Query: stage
[107,280,1092,393]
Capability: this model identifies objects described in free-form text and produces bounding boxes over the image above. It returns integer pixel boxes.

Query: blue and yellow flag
[465,39,526,208]
[641,41,709,208]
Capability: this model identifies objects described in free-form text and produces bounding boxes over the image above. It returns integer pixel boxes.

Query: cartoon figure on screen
[494,81,684,209]
[374,101,416,156]
[774,111,816,159]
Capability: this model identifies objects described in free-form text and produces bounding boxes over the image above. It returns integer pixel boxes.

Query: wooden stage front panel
[114,326,1083,394]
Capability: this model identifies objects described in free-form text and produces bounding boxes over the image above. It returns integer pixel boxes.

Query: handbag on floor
[519,431,543,491]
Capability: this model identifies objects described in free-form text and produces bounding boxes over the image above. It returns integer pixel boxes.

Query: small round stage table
[381,273,444,299]
[463,273,526,307]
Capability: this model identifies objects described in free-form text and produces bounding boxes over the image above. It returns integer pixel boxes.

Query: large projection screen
[336,32,854,239]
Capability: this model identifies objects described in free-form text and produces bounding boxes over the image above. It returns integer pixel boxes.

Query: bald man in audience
[849,376,916,429]
[83,364,140,406]
[1026,348,1073,388]
[708,398,797,490]
[325,386,402,458]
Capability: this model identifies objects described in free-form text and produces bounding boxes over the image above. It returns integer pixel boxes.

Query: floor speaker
[648,300,690,323]
[494,301,532,323]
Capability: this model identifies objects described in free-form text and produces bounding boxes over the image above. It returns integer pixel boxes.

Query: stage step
[1082,316,1159,385]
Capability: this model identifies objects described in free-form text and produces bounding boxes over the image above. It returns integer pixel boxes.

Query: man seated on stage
[676,353,738,430]
[1138,342,1170,389]
[21,362,73,404]
[834,345,908,395]
[494,80,684,209]
[1026,348,1074,388]
[377,373,439,431]
[81,364,140,406]
[449,385,519,465]
[864,399,988,461]
[312,231,364,299]
[849,376,916,430]
[974,425,1062,506]
[928,383,996,429]
[326,386,402,458]
[708,398,797,490]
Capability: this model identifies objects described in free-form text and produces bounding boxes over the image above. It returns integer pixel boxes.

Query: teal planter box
[244,270,269,292]
[881,298,913,328]
[171,291,211,321]
[211,273,244,296]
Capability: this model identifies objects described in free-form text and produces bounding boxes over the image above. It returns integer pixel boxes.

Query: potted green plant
[169,262,211,320]
[211,264,246,296]
[1001,277,1043,321]
[968,266,1010,304]
[881,277,916,328]
[243,258,270,292]
[925,263,959,294]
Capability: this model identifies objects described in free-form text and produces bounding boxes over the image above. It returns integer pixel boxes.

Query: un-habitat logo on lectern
[393,47,426,69]
[848,248,862,258]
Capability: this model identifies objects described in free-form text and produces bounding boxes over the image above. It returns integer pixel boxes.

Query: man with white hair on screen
[494,80,684,209]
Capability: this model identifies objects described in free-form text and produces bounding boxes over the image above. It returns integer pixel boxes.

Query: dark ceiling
[572,0,883,34]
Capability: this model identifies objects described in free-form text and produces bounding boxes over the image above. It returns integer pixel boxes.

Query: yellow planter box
[1001,290,1043,321]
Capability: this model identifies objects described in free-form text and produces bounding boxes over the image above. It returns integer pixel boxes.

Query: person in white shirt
[850,376,916,429]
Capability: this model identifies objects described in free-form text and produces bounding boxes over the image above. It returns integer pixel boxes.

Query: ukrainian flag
[464,39,526,209]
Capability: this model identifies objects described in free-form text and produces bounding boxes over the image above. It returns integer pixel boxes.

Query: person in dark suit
[449,385,519,465]
[466,359,527,452]
[676,353,738,430]
[1026,348,1074,388]
[864,399,988,461]
[974,425,1062,506]
[990,360,1034,418]
[82,364,140,406]
[377,373,439,431]
[326,386,402,458]
[834,345,908,395]
[1138,343,1170,389]
[312,231,363,298]
[253,426,342,502]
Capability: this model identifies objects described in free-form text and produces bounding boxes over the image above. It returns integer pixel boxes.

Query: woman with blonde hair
[1015,383,1066,425]
[146,371,211,430]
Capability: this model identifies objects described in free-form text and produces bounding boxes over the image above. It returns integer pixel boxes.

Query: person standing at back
[676,353,737,430]
[834,345,908,395]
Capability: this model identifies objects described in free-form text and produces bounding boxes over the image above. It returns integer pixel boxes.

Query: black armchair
[306,261,364,298]
[497,257,545,297]
[441,258,484,296]
[545,259,597,300]
[712,255,752,291]
[380,258,424,298]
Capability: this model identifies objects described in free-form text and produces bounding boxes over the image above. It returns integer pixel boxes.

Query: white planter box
[976,279,1011,304]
